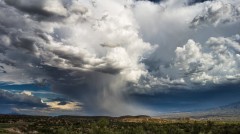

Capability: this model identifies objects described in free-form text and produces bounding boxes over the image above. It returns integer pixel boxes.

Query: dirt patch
[5,128,23,134]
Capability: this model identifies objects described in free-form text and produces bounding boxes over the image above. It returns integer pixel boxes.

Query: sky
[0,0,240,116]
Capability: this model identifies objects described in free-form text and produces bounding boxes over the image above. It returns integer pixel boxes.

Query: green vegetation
[0,115,240,134]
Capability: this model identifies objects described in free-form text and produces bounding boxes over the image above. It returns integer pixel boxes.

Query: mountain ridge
[159,101,240,121]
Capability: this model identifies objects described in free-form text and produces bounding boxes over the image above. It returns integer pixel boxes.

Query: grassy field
[0,123,13,134]
[0,115,240,134]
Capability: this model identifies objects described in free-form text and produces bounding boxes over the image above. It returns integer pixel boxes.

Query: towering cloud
[0,0,155,115]
[175,35,240,85]
[0,0,240,115]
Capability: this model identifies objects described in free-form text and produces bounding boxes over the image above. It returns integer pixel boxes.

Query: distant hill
[220,101,240,110]
[207,101,240,116]
[159,101,240,121]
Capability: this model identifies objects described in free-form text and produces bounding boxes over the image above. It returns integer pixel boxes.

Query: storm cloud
[0,0,240,115]
[0,90,47,108]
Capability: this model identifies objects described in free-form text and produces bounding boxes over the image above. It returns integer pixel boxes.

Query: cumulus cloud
[0,89,84,115]
[0,90,47,108]
[191,1,240,27]
[4,0,67,17]
[174,34,240,85]
[43,97,83,111]
[46,101,81,110]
